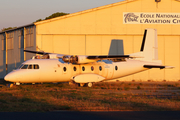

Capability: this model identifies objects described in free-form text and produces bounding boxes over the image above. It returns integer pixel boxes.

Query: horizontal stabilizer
[144,65,174,69]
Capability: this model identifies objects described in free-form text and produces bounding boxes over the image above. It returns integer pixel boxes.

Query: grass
[0,82,180,112]
[137,85,141,89]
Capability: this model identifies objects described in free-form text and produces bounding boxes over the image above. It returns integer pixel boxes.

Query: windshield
[18,64,24,69]
[19,64,40,69]
[21,64,28,69]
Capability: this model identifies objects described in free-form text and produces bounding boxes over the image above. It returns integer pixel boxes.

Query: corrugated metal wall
[6,30,23,73]
[0,34,6,78]
[0,25,36,78]
[24,26,36,60]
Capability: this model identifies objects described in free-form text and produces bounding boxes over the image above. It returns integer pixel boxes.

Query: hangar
[1,0,180,81]
[0,24,36,78]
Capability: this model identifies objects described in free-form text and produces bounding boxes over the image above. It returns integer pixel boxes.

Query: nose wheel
[7,83,14,88]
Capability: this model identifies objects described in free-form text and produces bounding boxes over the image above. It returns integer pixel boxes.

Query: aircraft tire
[7,83,13,88]
[87,82,93,87]
[80,83,85,87]
[69,81,75,85]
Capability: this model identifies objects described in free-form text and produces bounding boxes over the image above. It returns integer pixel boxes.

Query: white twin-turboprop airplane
[4,29,173,87]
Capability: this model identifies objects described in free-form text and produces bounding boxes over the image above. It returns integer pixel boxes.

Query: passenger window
[28,65,33,69]
[73,67,77,71]
[63,67,67,72]
[82,66,85,71]
[21,64,28,69]
[99,66,102,71]
[115,66,118,71]
[91,66,94,71]
[34,64,39,69]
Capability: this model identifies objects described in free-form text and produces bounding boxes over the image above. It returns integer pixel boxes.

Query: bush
[137,86,141,89]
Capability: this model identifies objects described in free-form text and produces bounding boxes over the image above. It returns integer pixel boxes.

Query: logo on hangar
[123,12,180,24]
[124,13,139,23]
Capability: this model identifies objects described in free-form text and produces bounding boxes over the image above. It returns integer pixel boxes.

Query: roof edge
[35,0,137,25]
[0,23,35,34]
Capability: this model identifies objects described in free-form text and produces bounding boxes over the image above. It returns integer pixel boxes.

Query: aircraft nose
[4,72,17,82]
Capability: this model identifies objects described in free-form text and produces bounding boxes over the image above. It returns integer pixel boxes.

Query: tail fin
[141,28,158,61]
[130,28,159,62]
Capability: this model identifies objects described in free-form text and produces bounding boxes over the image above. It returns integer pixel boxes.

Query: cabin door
[105,64,114,79]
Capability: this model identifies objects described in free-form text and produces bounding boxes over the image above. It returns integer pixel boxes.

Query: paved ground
[0,111,180,120]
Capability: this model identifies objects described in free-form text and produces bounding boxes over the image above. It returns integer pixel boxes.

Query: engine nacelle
[62,55,96,64]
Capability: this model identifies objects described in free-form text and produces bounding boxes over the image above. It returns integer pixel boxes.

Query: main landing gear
[87,82,93,87]
[81,82,93,88]
[69,81,93,88]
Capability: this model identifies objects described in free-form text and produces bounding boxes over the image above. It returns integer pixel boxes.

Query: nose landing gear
[7,83,14,88]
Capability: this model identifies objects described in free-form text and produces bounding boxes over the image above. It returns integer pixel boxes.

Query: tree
[1,27,17,32]
[45,12,69,20]
[35,19,43,22]
[35,12,69,22]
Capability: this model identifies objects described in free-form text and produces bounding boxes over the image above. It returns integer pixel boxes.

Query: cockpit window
[34,64,39,69]
[20,64,39,69]
[18,64,24,69]
[21,64,28,69]
[28,65,33,69]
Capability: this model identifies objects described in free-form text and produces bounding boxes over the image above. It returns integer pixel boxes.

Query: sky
[0,0,123,30]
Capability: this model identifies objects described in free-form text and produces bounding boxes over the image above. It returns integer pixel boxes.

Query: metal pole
[24,27,26,61]
[5,32,7,74]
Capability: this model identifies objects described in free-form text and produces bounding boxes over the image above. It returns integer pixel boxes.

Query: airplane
[4,28,173,88]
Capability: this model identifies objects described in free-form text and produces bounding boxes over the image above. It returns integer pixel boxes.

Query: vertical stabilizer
[141,28,158,61]
[129,28,159,62]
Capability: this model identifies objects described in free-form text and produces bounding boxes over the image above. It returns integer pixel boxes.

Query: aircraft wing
[24,50,50,55]
[144,65,174,69]
[87,55,131,60]
[24,50,65,58]
[24,50,140,63]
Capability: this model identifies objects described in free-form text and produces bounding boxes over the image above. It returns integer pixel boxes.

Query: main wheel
[87,82,93,87]
[69,81,74,85]
[80,83,85,87]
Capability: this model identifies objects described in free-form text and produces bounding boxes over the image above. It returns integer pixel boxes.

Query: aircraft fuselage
[5,58,159,84]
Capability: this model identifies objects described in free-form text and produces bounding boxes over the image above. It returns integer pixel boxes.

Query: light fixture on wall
[155,0,161,2]
[155,0,161,8]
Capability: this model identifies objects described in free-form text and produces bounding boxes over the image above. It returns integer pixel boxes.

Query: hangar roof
[0,23,35,34]
[35,0,180,26]
[34,0,137,25]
